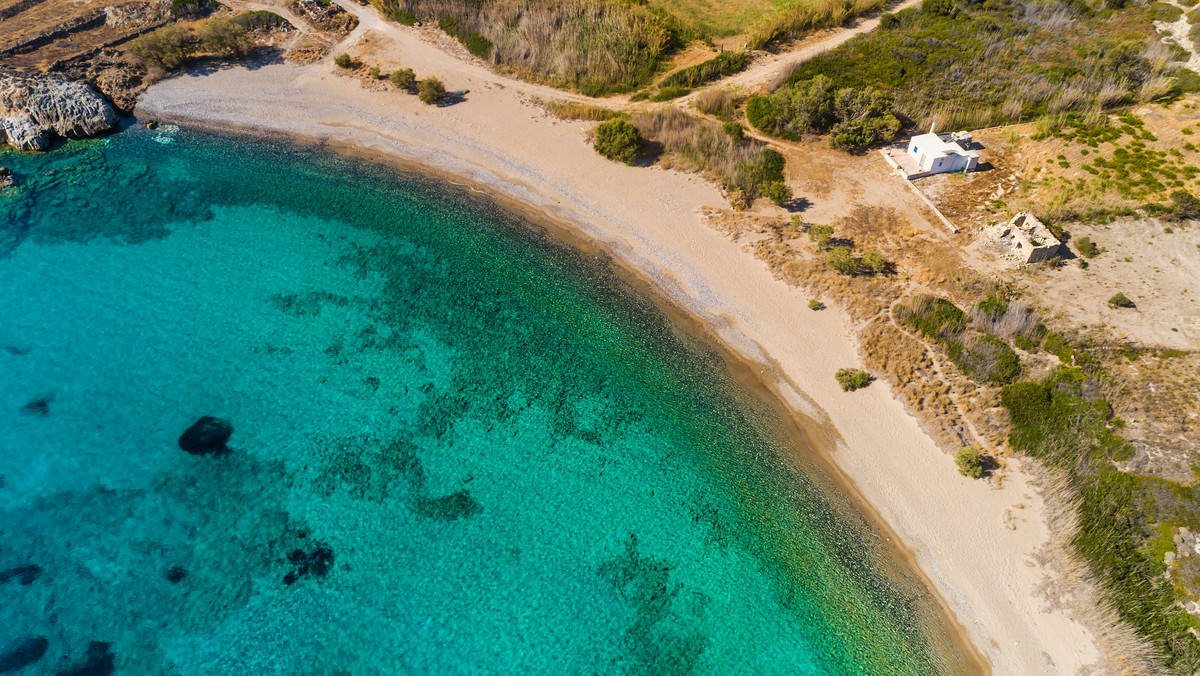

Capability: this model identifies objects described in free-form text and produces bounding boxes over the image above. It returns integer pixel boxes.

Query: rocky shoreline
[0,73,118,151]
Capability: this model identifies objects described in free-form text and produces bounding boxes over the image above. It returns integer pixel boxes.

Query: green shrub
[807,223,834,249]
[879,12,899,29]
[1108,292,1136,308]
[438,17,460,34]
[367,65,382,79]
[751,75,900,149]
[650,85,691,101]
[895,295,966,341]
[948,334,1022,385]
[1075,236,1100,258]
[808,299,825,310]
[860,251,887,274]
[722,121,744,141]
[199,19,251,58]
[463,33,493,60]
[392,9,417,24]
[760,180,792,206]
[745,96,779,134]
[1014,332,1041,352]
[955,447,984,478]
[129,26,198,70]
[418,77,446,104]
[334,52,354,68]
[835,368,872,391]
[593,119,642,163]
[389,67,416,89]
[1171,190,1200,219]
[827,246,858,275]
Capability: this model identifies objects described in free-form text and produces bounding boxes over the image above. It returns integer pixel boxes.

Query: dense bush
[1108,292,1136,308]
[130,26,198,70]
[895,295,966,342]
[418,77,446,104]
[748,0,889,49]
[334,53,354,68]
[827,246,858,275]
[760,180,792,206]
[593,119,642,163]
[389,68,416,89]
[1171,189,1200,219]
[462,33,494,60]
[807,223,834,249]
[199,20,252,58]
[650,85,691,101]
[1075,236,1100,258]
[955,447,984,478]
[835,368,872,391]
[747,75,899,149]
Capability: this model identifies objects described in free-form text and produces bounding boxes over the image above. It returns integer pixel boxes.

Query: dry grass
[693,87,738,119]
[369,0,675,94]
[540,99,622,121]
[629,106,776,195]
[747,0,891,50]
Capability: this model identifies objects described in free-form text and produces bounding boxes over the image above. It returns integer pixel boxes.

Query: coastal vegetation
[418,77,447,104]
[593,119,643,163]
[746,75,901,149]
[954,447,984,478]
[835,367,872,391]
[772,0,1200,131]
[129,20,252,71]
[626,107,789,205]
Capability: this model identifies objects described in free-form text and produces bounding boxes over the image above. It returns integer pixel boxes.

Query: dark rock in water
[165,566,186,583]
[55,641,114,676]
[0,167,12,189]
[0,564,42,585]
[0,637,48,673]
[178,417,233,455]
[19,396,51,417]
[144,120,158,129]
[281,541,335,586]
[413,489,481,521]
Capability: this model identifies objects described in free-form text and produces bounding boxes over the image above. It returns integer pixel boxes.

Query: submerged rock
[413,489,481,521]
[19,396,51,417]
[165,565,187,583]
[55,641,114,676]
[0,637,48,673]
[0,564,42,585]
[0,167,12,188]
[0,75,118,151]
[178,416,233,455]
[282,542,335,586]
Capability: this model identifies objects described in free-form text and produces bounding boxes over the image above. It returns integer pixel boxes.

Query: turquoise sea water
[0,128,962,674]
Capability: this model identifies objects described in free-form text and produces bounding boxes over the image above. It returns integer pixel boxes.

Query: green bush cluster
[826,246,889,276]
[389,68,416,90]
[955,447,984,478]
[231,10,287,29]
[1075,236,1100,258]
[747,75,899,150]
[170,0,210,18]
[593,119,642,164]
[1108,292,1136,308]
[418,77,446,104]
[835,368,872,391]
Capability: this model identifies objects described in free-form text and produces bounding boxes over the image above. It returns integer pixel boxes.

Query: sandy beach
[135,10,1103,671]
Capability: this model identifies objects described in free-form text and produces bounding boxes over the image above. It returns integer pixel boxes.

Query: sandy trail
[135,8,1103,672]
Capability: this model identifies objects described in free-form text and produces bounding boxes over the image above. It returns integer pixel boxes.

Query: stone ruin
[994,212,1062,264]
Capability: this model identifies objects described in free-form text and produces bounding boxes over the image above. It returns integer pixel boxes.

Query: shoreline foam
[136,57,1100,673]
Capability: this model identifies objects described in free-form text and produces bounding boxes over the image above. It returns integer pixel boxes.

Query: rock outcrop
[178,416,234,455]
[0,74,118,151]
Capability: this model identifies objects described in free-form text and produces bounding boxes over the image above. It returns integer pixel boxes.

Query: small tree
[389,68,415,90]
[200,19,251,58]
[130,26,198,70]
[334,52,354,68]
[1171,190,1200,219]
[760,180,792,206]
[860,251,887,274]
[1108,292,1135,308]
[418,77,446,104]
[835,368,872,391]
[807,223,834,249]
[367,65,382,79]
[955,447,984,478]
[593,119,642,164]
[827,245,859,275]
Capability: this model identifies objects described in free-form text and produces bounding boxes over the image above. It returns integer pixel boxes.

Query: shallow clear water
[0,128,959,674]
